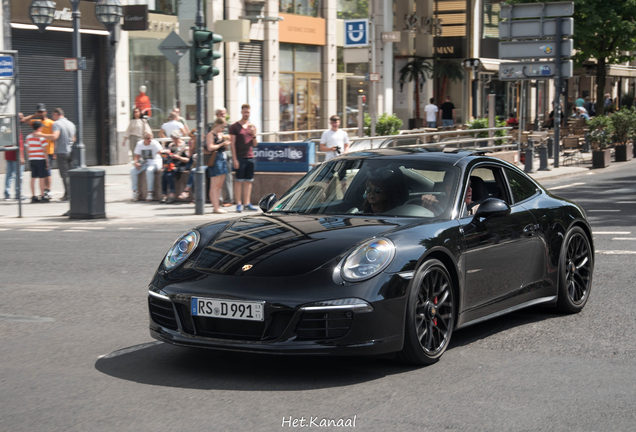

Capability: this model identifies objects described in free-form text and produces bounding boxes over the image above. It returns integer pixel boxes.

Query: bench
[135,168,194,202]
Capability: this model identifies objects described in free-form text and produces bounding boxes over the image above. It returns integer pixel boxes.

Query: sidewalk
[0,154,592,225]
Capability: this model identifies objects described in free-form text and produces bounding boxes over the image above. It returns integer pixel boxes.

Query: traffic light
[190,27,223,83]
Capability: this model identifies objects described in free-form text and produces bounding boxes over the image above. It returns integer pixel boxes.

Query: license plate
[191,297,264,321]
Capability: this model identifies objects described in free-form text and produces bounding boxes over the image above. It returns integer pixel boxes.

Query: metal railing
[256,128,359,141]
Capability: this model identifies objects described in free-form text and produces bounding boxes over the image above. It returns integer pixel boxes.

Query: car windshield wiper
[270,210,302,214]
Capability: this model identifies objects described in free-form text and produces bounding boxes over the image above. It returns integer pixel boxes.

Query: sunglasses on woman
[365,186,384,194]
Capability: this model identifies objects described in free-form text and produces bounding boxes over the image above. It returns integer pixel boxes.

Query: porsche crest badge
[242,264,253,272]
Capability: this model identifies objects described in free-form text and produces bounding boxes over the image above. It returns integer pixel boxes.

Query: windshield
[271,158,460,218]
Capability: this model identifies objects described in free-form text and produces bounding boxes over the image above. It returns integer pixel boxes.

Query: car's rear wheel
[399,259,455,365]
[557,227,593,313]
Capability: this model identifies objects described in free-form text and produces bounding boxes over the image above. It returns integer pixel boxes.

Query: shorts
[207,153,230,178]
[427,121,437,128]
[47,154,53,176]
[442,119,454,128]
[234,158,255,182]
[30,159,48,178]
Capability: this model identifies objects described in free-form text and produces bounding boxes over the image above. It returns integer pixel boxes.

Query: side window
[505,168,538,203]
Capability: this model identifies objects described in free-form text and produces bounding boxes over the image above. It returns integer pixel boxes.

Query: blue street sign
[344,19,369,47]
[0,56,15,78]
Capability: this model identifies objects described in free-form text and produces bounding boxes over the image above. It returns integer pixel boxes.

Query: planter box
[592,149,611,168]
[615,143,633,162]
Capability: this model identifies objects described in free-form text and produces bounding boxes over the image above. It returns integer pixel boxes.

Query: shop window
[280,0,320,17]
[482,0,501,39]
[128,0,177,15]
[337,0,368,19]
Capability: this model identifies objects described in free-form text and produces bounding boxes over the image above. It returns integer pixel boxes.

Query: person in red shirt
[25,121,50,203]
[229,104,258,212]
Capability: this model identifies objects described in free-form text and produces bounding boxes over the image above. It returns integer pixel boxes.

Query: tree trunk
[415,75,421,119]
[441,76,449,106]
[596,57,607,116]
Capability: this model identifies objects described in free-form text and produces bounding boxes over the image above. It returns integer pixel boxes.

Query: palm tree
[433,60,465,102]
[398,57,433,120]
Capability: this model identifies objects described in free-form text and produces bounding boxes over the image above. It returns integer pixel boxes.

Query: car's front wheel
[399,259,455,365]
[557,226,593,313]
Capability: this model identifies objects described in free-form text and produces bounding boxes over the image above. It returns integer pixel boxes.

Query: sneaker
[166,197,176,204]
[213,208,228,214]
[43,193,52,200]
[59,196,69,202]
[4,195,10,201]
[31,196,40,203]
[146,192,153,201]
[40,196,50,203]
[245,203,257,211]
[132,191,139,201]
[236,203,243,213]
[160,196,167,204]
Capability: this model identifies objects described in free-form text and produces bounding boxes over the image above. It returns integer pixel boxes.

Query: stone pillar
[115,15,131,164]
[394,0,415,126]
[383,0,393,115]
[322,0,337,128]
[262,0,280,137]
[415,0,434,114]
[225,2,241,122]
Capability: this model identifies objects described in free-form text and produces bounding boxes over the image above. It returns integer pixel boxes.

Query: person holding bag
[206,118,230,214]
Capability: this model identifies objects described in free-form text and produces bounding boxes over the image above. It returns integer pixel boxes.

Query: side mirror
[473,198,511,219]
[258,193,277,213]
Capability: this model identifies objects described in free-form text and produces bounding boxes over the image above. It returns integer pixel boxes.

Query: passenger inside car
[360,168,409,214]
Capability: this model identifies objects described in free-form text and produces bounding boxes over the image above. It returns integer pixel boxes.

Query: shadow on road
[94,342,416,391]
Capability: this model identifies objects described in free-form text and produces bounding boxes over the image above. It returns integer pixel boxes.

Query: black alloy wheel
[557,227,593,313]
[399,259,455,365]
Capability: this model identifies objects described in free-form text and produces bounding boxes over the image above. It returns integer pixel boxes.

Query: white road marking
[548,182,586,190]
[594,231,631,235]
[68,226,105,230]
[611,238,636,241]
[19,229,52,232]
[118,227,138,230]
[0,314,54,323]
[0,228,10,231]
[98,341,163,359]
[63,230,86,232]
[596,250,636,255]
[587,210,620,212]
[616,201,636,204]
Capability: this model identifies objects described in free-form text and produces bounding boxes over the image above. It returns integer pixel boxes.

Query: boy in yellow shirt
[22,103,55,199]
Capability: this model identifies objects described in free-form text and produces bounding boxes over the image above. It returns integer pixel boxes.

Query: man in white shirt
[320,115,350,161]
[424,98,438,129]
[159,113,187,139]
[130,132,163,201]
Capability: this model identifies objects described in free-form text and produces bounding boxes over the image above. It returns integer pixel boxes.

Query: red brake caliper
[433,296,438,326]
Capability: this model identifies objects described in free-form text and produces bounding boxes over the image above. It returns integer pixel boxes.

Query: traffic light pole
[194,0,205,215]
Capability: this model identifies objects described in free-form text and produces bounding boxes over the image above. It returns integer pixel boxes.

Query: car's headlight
[340,238,395,282]
[163,230,200,271]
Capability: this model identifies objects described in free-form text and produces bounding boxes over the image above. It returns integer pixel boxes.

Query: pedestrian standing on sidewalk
[230,104,259,212]
[130,132,163,201]
[424,98,438,129]
[22,104,54,199]
[159,113,186,139]
[4,112,25,201]
[25,121,49,203]
[122,108,151,156]
[319,115,349,161]
[206,118,230,214]
[215,107,234,207]
[439,96,456,129]
[33,108,76,202]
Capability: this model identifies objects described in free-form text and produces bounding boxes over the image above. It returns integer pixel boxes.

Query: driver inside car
[420,175,453,216]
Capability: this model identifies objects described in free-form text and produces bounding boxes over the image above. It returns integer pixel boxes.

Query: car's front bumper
[147,270,409,356]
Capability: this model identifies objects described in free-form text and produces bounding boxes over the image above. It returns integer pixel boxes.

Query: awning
[607,65,636,78]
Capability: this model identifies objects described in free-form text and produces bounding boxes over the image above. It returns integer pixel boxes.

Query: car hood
[193,215,405,277]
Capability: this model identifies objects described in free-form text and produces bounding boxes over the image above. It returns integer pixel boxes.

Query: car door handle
[523,224,536,237]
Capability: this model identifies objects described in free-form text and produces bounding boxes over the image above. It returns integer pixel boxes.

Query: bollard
[524,138,535,173]
[538,144,551,171]
[547,137,553,159]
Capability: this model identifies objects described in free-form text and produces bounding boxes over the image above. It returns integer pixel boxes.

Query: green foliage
[467,118,507,144]
[433,60,465,83]
[621,92,635,109]
[587,115,613,150]
[336,0,369,19]
[609,108,636,145]
[363,113,403,136]
[399,57,433,119]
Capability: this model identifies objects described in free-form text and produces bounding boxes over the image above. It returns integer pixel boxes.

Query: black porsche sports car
[148,148,594,365]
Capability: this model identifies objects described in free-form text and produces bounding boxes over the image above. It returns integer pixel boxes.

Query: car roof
[340,148,506,169]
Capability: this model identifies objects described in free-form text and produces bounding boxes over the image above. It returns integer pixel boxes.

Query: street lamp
[29,0,56,33]
[29,0,121,218]
[463,58,481,119]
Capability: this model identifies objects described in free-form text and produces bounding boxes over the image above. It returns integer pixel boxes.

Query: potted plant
[610,107,635,161]
[364,112,403,136]
[398,57,433,129]
[433,60,465,105]
[588,115,613,168]
[467,117,507,147]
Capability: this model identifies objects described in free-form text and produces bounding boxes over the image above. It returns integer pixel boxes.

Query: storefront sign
[11,0,105,31]
[279,13,326,46]
[122,5,149,31]
[403,14,442,36]
[254,143,315,172]
[434,37,466,59]
[381,31,401,42]
[128,13,179,39]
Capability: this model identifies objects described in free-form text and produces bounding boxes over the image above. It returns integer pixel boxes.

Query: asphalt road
[1,161,636,431]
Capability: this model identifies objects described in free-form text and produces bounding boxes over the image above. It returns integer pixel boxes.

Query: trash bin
[68,168,106,219]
